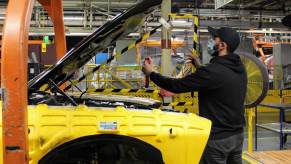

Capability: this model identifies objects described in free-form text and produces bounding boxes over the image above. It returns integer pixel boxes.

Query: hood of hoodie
[210,53,245,73]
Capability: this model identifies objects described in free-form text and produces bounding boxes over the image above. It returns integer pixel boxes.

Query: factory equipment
[2,1,211,163]
[0,0,269,163]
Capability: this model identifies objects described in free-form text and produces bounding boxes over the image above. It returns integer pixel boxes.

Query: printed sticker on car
[99,121,119,132]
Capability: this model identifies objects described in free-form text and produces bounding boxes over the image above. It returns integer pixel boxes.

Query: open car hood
[28,0,162,93]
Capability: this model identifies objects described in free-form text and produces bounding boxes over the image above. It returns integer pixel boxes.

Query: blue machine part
[95,53,108,64]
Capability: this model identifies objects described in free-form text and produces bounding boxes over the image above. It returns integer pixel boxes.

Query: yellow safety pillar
[161,0,172,76]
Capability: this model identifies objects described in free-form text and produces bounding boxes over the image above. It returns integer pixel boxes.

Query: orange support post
[1,0,35,163]
[38,0,67,60]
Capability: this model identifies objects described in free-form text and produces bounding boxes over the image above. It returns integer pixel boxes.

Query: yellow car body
[0,104,211,164]
[0,1,213,163]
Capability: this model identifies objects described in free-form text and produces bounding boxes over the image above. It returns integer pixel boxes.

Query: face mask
[207,38,218,56]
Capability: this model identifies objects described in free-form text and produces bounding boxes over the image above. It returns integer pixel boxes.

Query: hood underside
[28,0,162,93]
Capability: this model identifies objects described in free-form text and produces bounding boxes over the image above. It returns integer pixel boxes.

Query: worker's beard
[210,51,219,57]
[208,46,219,56]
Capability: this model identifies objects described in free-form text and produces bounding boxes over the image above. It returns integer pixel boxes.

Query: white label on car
[99,121,118,131]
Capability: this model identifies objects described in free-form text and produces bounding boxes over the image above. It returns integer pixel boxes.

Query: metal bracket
[48,79,78,106]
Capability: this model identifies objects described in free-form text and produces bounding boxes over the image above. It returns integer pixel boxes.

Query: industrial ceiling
[0,0,290,35]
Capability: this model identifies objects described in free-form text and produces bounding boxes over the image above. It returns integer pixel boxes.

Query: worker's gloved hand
[185,54,202,68]
[142,58,154,76]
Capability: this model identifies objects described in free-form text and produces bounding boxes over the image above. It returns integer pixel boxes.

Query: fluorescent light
[171,20,193,27]
[128,33,140,37]
[172,29,186,32]
[64,17,83,21]
[172,20,187,24]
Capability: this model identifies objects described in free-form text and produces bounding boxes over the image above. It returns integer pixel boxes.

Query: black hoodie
[150,54,247,140]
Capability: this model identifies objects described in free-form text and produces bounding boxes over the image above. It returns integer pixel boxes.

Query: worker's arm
[149,66,212,93]
[258,47,266,63]
[252,36,266,62]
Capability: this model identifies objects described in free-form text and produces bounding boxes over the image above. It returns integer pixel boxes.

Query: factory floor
[247,111,291,150]
[243,132,291,151]
[242,135,291,164]
[242,112,291,163]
